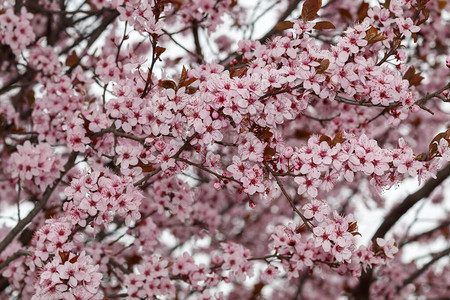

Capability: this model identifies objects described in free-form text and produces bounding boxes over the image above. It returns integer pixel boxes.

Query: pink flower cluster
[7,140,64,191]
[124,255,174,299]
[64,169,143,227]
[146,178,194,222]
[33,251,103,299]
[224,132,435,202]
[218,242,254,282]
[32,75,85,144]
[31,217,75,268]
[0,0,448,298]
[28,41,62,78]
[113,0,163,35]
[0,7,35,54]
[269,207,398,279]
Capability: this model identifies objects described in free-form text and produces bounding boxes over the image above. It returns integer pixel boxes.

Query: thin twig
[263,162,312,232]
[397,247,450,291]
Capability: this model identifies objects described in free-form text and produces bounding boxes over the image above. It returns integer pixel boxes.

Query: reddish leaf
[69,254,80,264]
[154,46,166,59]
[158,80,177,90]
[186,86,197,94]
[302,0,322,21]
[367,34,387,45]
[438,0,447,9]
[348,221,358,232]
[263,146,276,160]
[274,20,294,30]
[422,7,430,20]
[338,8,353,22]
[126,254,143,267]
[331,131,346,146]
[230,67,248,78]
[403,66,424,86]
[141,164,156,172]
[180,77,197,87]
[365,27,388,45]
[295,129,312,139]
[417,8,430,25]
[364,26,379,41]
[313,21,335,30]
[319,134,332,146]
[257,127,273,140]
[392,36,402,49]
[357,2,369,22]
[415,152,430,161]
[65,51,78,67]
[59,251,70,263]
[316,59,330,73]
[178,65,188,87]
[409,72,423,86]
[429,130,450,152]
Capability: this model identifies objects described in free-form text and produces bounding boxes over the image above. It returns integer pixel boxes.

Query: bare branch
[372,164,450,241]
[397,246,450,291]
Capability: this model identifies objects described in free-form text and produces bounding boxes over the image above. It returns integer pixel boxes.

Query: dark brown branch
[67,11,120,74]
[397,247,450,291]
[415,82,450,107]
[0,250,30,271]
[400,220,450,247]
[258,0,302,43]
[191,20,204,64]
[353,163,450,300]
[372,164,450,241]
[161,29,202,61]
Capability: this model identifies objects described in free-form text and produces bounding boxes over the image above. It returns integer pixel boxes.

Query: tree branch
[372,164,450,241]
[352,163,450,300]
[263,162,312,232]
[0,250,30,271]
[400,220,450,247]
[397,246,450,291]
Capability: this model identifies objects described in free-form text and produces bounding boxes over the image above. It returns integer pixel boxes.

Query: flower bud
[283,147,294,159]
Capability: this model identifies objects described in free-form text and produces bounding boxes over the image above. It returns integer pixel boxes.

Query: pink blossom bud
[442,90,448,98]
[283,147,294,159]
[212,111,219,119]
[214,181,222,190]
[447,56,450,68]
[286,32,293,38]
